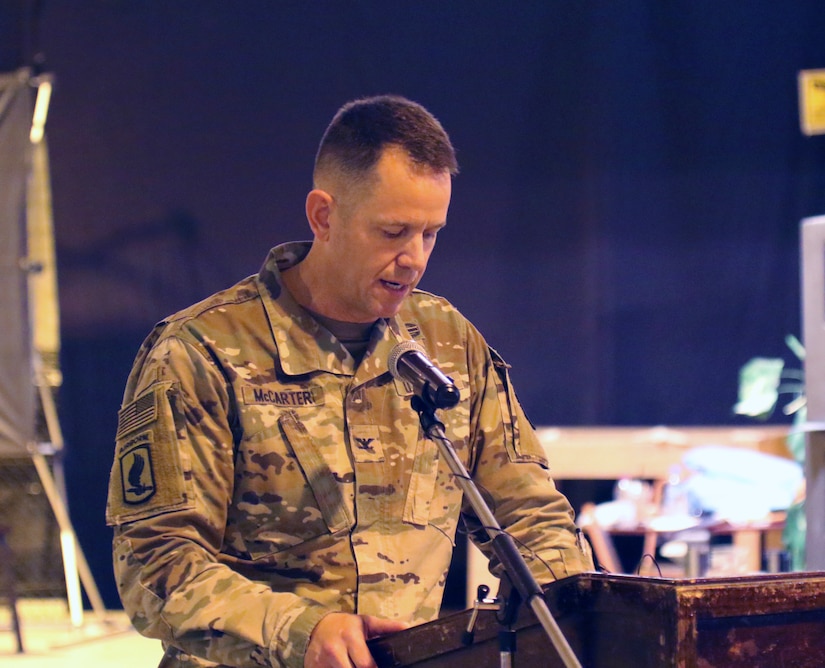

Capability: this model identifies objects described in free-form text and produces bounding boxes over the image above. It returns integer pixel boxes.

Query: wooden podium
[368,572,825,667]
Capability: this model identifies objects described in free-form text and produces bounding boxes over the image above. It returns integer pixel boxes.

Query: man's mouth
[380,279,408,293]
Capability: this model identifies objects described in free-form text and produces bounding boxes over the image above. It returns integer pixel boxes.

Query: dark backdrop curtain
[0,69,34,456]
[7,1,825,606]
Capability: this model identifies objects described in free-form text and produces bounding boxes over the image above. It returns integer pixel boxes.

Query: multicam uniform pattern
[106,241,593,668]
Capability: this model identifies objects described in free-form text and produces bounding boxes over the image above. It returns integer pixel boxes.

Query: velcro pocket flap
[278,410,354,534]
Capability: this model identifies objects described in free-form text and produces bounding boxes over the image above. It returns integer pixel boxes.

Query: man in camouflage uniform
[107,95,593,668]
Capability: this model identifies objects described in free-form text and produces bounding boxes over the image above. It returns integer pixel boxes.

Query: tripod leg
[31,452,107,624]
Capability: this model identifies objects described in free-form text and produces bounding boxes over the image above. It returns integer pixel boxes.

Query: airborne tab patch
[242,384,324,407]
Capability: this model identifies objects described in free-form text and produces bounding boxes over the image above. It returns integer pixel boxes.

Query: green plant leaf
[783,499,806,571]
[785,333,805,361]
[733,357,785,418]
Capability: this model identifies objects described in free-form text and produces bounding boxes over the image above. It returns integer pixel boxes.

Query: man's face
[315,147,452,323]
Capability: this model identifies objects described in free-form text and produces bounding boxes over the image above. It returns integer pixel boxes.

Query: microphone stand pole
[410,395,582,668]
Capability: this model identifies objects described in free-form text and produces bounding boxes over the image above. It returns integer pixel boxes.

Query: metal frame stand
[24,70,108,632]
[30,356,107,626]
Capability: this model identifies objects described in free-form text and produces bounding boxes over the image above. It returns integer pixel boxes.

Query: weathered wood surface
[368,572,825,667]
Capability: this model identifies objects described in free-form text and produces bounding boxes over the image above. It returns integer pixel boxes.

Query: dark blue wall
[4,1,825,607]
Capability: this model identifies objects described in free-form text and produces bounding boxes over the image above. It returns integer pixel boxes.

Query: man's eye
[383,229,404,239]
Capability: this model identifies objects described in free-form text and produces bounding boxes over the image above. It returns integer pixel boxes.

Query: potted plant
[733,334,806,570]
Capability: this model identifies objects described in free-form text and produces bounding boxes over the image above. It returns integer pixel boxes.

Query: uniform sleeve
[463,325,594,584]
[106,334,330,668]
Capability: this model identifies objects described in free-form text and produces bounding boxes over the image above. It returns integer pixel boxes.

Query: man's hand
[304,612,409,668]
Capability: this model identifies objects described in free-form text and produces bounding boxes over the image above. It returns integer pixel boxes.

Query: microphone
[388,341,460,410]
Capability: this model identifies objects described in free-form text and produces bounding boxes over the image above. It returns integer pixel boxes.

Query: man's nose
[397,234,428,272]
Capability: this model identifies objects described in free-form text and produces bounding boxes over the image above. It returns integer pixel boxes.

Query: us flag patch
[117,392,156,438]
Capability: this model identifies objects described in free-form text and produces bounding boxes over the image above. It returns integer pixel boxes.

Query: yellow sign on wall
[799,69,825,136]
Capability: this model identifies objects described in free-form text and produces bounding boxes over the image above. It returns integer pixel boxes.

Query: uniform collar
[255,242,414,381]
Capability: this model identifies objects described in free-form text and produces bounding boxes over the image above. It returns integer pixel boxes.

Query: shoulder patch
[119,433,156,504]
[107,382,193,525]
[116,391,156,439]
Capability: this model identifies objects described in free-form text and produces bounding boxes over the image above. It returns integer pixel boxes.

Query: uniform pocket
[401,436,440,527]
[490,348,548,467]
[278,410,355,534]
[233,411,354,560]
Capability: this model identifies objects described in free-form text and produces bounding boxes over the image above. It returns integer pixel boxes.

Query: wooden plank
[370,572,825,668]
[537,426,790,479]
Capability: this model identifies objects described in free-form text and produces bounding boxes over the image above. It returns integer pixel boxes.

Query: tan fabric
[106,241,593,668]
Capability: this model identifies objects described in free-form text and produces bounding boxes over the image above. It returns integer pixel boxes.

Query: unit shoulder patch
[119,434,156,504]
[106,381,193,526]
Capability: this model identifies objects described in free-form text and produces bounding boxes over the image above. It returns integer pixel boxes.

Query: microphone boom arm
[409,395,582,668]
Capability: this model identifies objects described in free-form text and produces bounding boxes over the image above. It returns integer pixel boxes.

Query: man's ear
[305,189,333,241]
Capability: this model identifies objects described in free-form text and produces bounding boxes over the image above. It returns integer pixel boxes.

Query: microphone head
[387,340,427,380]
[387,340,460,409]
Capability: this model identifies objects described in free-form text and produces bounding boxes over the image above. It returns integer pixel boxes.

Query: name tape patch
[242,384,324,407]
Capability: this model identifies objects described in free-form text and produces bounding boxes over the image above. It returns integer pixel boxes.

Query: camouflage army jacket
[106,242,593,668]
